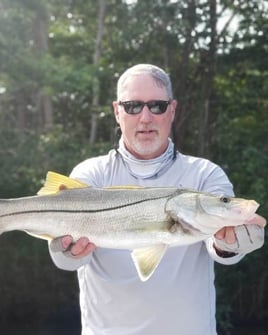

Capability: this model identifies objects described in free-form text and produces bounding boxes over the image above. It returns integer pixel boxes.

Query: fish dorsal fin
[131,244,168,282]
[37,171,88,195]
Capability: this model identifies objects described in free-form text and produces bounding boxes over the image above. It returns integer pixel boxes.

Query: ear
[113,101,120,124]
[170,99,178,122]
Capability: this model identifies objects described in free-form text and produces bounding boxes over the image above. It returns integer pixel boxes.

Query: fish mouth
[228,200,260,220]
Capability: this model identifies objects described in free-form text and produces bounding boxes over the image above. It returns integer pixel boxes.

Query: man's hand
[214,214,266,255]
[50,235,96,259]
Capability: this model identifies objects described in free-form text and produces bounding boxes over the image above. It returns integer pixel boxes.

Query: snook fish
[0,171,260,281]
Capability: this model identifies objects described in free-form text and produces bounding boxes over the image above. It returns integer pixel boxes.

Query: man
[49,64,265,335]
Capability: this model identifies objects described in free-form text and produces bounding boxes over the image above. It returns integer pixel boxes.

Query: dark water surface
[2,322,81,335]
[234,327,267,335]
[3,323,267,335]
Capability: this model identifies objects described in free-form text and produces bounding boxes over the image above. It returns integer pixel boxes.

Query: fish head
[166,191,260,234]
[197,194,260,221]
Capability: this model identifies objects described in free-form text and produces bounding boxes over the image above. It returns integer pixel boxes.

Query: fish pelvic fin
[131,244,168,282]
[37,171,88,195]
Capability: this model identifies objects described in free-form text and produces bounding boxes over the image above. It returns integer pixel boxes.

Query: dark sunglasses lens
[123,102,144,114]
[148,101,169,114]
[121,100,170,114]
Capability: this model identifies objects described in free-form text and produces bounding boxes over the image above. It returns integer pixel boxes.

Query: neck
[125,146,168,160]
[116,138,176,179]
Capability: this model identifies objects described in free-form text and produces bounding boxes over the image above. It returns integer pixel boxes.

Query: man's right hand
[50,235,96,259]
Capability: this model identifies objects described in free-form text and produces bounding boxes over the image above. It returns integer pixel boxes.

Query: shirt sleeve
[200,163,234,197]
[205,237,245,265]
[48,240,93,271]
[200,162,246,263]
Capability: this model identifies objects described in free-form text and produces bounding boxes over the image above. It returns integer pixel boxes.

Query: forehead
[119,74,168,100]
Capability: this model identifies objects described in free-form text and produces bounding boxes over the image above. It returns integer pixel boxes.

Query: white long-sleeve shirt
[49,142,244,335]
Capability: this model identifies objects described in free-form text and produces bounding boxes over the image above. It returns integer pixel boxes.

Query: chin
[133,141,163,159]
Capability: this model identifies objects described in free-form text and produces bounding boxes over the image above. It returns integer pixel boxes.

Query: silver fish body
[0,172,260,280]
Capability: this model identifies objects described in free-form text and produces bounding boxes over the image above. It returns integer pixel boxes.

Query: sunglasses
[118,100,171,115]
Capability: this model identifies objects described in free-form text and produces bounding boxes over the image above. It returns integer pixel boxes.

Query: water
[2,319,81,335]
[234,327,267,335]
[3,324,267,335]
[3,324,80,335]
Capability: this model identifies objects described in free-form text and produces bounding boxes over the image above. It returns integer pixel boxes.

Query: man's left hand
[214,214,266,255]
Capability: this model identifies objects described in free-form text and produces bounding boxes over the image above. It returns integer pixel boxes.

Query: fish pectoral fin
[131,244,168,282]
[177,217,203,233]
[177,217,210,236]
[25,231,54,241]
[37,171,88,195]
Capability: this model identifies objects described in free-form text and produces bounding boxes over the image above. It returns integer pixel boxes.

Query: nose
[139,105,153,123]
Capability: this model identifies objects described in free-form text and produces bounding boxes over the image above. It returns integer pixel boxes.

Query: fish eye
[220,196,231,203]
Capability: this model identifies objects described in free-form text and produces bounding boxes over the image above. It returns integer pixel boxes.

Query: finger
[76,242,96,257]
[63,243,96,259]
[69,237,90,256]
[50,235,73,252]
[214,227,226,240]
[214,227,239,253]
[224,227,237,244]
[62,235,74,249]
[64,238,96,259]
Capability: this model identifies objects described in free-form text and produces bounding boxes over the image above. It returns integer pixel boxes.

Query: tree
[0,0,267,330]
[89,0,107,144]
[0,0,54,133]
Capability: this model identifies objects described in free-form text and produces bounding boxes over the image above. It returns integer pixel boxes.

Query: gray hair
[116,64,173,100]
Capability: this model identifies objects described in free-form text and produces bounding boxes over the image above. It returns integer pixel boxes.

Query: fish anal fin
[131,244,168,282]
[37,171,88,195]
[25,231,54,241]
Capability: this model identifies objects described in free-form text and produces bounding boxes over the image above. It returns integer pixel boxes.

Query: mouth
[136,129,157,135]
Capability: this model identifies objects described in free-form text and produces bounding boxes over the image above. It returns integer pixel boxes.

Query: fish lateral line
[0,194,175,219]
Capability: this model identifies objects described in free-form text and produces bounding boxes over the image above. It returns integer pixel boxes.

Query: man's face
[113,74,177,160]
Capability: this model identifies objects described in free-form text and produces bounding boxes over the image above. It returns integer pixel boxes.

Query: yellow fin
[105,185,144,189]
[131,244,168,282]
[25,231,54,241]
[37,171,88,195]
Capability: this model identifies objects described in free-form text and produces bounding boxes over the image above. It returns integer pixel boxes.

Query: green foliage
[0,127,111,198]
[212,40,268,331]
[214,55,268,209]
[0,127,111,323]
[0,0,267,329]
